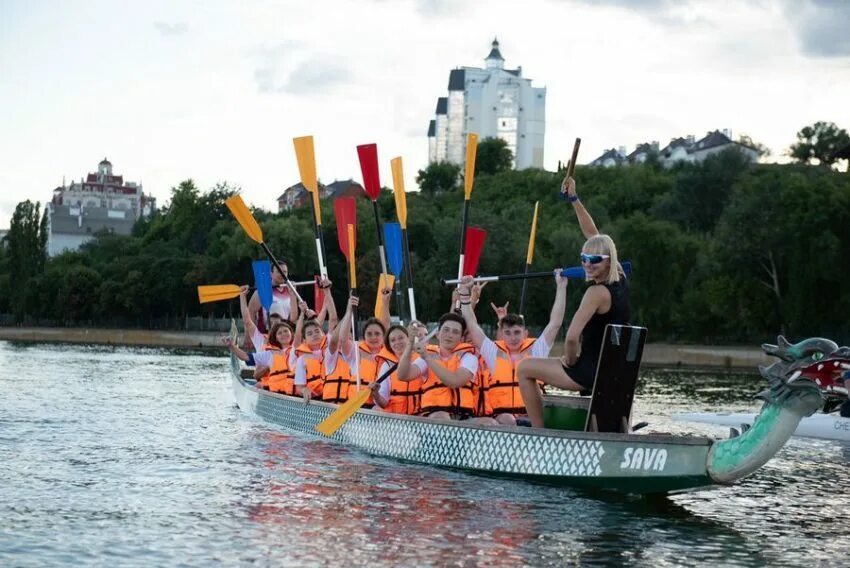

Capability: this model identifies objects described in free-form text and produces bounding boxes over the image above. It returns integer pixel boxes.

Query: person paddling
[457,270,568,425]
[248,261,298,329]
[370,324,422,414]
[294,277,338,402]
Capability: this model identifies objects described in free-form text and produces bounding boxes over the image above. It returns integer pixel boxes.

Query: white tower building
[427,38,546,170]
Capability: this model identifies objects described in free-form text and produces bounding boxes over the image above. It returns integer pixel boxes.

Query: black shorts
[562,358,596,391]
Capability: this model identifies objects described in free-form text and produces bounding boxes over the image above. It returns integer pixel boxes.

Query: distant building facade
[47,158,155,256]
[277,180,365,212]
[590,130,760,169]
[427,38,546,170]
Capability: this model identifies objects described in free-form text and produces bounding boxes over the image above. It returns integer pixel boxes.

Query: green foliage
[475,137,514,176]
[789,121,850,167]
[415,162,460,195]
[2,156,849,344]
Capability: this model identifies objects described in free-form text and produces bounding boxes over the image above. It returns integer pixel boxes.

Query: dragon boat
[676,337,850,442]
[229,324,825,495]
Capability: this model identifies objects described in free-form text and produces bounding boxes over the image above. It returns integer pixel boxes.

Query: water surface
[1,342,848,567]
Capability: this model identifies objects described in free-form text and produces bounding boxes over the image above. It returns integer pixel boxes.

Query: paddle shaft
[370,200,389,276]
[519,262,532,315]
[441,262,632,285]
[566,138,581,179]
[455,199,471,310]
[308,194,328,278]
[401,227,417,322]
[260,242,304,304]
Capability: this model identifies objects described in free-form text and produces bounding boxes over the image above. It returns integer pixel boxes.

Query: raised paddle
[456,133,479,305]
[197,281,316,304]
[252,260,274,326]
[519,202,540,316]
[315,327,438,437]
[383,221,405,320]
[567,137,581,179]
[357,143,390,277]
[346,224,361,391]
[390,156,417,322]
[225,195,304,303]
[293,135,329,278]
[441,262,633,286]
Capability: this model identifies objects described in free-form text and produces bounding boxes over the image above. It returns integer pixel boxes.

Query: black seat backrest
[584,324,647,433]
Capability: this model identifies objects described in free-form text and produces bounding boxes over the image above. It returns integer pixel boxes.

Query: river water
[1,341,848,567]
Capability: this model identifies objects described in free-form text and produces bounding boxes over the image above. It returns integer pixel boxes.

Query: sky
[1,0,849,228]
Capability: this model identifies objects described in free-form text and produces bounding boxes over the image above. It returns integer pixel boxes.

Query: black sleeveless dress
[563,279,630,390]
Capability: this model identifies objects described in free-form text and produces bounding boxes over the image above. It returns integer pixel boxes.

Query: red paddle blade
[334,197,357,260]
[463,227,487,276]
[313,276,324,312]
[357,143,381,201]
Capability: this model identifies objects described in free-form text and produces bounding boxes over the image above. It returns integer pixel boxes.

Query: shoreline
[0,326,773,371]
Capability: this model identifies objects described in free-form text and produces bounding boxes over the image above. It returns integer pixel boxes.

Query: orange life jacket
[376,348,421,415]
[349,341,381,406]
[419,343,477,417]
[476,354,492,417]
[257,334,283,389]
[267,347,296,395]
[296,338,326,399]
[486,338,537,415]
[322,343,352,404]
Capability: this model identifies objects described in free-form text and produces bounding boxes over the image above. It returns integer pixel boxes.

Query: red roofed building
[47,158,156,256]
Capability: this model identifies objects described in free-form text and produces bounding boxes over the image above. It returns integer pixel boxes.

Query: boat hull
[231,365,716,494]
[674,411,850,442]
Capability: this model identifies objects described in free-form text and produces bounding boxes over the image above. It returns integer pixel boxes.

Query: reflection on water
[1,341,848,566]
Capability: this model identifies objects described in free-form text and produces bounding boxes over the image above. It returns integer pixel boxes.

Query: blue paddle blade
[383,222,404,278]
[560,261,632,279]
[252,260,273,313]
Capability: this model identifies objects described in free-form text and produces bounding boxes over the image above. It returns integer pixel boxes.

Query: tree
[475,137,514,176]
[6,200,47,320]
[737,135,770,158]
[789,121,850,167]
[415,162,460,194]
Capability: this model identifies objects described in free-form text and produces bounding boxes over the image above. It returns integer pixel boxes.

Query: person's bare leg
[517,358,584,428]
[468,416,499,426]
[427,411,453,421]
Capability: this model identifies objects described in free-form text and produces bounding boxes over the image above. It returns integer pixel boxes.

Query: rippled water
[2,342,848,567]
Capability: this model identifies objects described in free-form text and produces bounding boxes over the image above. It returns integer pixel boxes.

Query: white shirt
[478,336,552,373]
[252,348,296,370]
[375,360,400,402]
[294,348,326,386]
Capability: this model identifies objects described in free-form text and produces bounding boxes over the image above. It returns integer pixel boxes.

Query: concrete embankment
[0,327,773,371]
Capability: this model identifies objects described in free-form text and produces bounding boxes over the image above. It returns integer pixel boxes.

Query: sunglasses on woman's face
[580,253,610,265]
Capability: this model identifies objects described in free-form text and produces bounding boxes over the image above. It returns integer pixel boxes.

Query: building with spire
[47,158,155,256]
[427,38,546,170]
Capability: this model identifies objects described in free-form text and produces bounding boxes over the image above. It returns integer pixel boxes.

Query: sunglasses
[580,253,610,265]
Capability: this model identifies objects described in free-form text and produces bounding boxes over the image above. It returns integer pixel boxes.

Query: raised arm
[293,301,310,347]
[396,327,423,382]
[377,286,392,330]
[563,176,598,239]
[321,277,338,332]
[288,286,299,325]
[330,295,357,355]
[457,275,487,347]
[247,290,263,328]
[239,286,257,339]
[222,335,250,362]
[541,270,569,346]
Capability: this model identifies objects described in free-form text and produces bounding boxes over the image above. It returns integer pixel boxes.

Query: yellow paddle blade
[315,387,371,436]
[391,157,408,228]
[197,284,241,304]
[347,224,357,289]
[525,202,540,265]
[226,196,263,243]
[293,136,319,193]
[464,133,479,200]
[374,273,395,318]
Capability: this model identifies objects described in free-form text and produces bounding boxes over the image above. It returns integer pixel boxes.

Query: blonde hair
[582,234,621,284]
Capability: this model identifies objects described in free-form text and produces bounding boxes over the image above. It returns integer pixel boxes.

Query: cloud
[251,43,352,95]
[564,0,712,27]
[153,22,188,36]
[784,0,850,57]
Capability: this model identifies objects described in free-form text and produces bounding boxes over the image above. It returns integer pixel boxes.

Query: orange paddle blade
[525,202,540,265]
[374,273,395,318]
[391,157,408,228]
[347,224,357,289]
[315,387,371,436]
[226,196,263,243]
[464,133,479,199]
[197,284,242,304]
[293,136,319,193]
